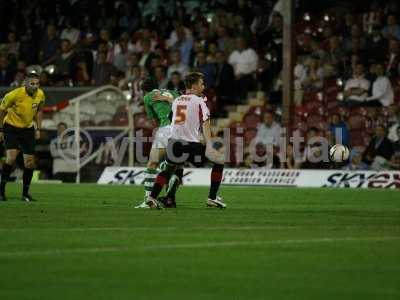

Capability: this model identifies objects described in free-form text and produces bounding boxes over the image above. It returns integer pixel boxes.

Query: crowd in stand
[1,0,400,172]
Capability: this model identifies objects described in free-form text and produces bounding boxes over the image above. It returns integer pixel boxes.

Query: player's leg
[20,126,36,201]
[159,167,184,208]
[0,149,18,201]
[22,154,36,201]
[206,163,226,208]
[1,124,20,201]
[147,138,185,208]
[203,144,226,208]
[147,161,178,208]
[135,146,166,208]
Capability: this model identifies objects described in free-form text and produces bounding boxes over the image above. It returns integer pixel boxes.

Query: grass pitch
[0,183,399,300]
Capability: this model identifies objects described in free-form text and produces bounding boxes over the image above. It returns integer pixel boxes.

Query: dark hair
[184,72,204,89]
[26,72,40,79]
[57,122,67,128]
[141,77,157,93]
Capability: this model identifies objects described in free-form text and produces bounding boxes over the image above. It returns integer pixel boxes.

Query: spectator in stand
[154,66,168,89]
[343,63,370,107]
[171,25,193,67]
[366,25,388,65]
[215,50,235,108]
[133,29,157,53]
[1,31,20,58]
[39,24,60,64]
[255,110,281,147]
[324,35,345,76]
[60,18,81,46]
[216,26,235,57]
[363,124,394,165]
[388,122,400,152]
[280,143,302,169]
[366,63,394,107]
[167,71,185,92]
[194,51,216,89]
[382,13,400,41]
[167,50,188,79]
[113,39,131,73]
[302,127,330,170]
[328,113,350,146]
[54,39,75,80]
[92,51,115,86]
[388,152,400,170]
[386,39,400,78]
[301,56,324,90]
[344,24,366,55]
[387,104,400,126]
[138,38,156,72]
[228,37,258,102]
[0,55,14,86]
[342,148,369,170]
[74,61,90,86]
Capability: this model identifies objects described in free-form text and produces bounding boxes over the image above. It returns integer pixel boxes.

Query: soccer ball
[329,144,350,163]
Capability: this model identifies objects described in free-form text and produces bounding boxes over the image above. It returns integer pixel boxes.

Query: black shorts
[166,139,206,167]
[3,123,35,155]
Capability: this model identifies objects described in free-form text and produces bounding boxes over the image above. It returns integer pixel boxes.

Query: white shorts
[151,126,172,149]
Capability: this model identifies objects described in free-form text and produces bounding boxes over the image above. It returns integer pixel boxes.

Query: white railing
[68,85,134,183]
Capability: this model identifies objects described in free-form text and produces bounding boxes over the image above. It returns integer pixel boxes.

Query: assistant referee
[0,72,44,202]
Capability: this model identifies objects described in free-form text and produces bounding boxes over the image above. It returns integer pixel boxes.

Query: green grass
[0,183,399,300]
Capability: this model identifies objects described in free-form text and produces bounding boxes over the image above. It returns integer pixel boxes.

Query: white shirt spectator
[256,121,281,146]
[367,76,394,107]
[344,76,370,101]
[228,48,259,77]
[167,63,188,79]
[60,27,80,45]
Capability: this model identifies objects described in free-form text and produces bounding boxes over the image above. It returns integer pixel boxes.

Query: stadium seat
[112,112,129,126]
[134,112,153,129]
[94,113,113,125]
[305,101,325,115]
[350,130,371,147]
[247,105,266,116]
[350,106,368,116]
[306,114,324,127]
[80,120,96,127]
[244,128,257,144]
[243,113,261,129]
[95,100,117,115]
[348,114,366,130]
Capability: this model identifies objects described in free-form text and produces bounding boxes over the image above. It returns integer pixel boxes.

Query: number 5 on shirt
[175,105,187,124]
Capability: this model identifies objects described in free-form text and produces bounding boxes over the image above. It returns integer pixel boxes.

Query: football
[329,144,350,163]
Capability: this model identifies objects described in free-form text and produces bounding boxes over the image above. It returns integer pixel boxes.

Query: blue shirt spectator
[329,113,350,146]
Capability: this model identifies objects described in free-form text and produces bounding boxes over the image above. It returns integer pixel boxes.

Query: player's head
[57,122,68,135]
[141,78,157,93]
[184,72,205,95]
[25,72,40,95]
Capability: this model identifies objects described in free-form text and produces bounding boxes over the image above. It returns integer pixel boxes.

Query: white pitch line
[0,236,398,258]
[1,225,397,232]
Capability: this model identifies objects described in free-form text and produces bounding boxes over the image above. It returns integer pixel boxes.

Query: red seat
[350,130,371,147]
[348,114,366,130]
[113,113,128,126]
[244,128,257,144]
[243,113,261,129]
[247,105,266,116]
[350,107,368,116]
[305,101,325,115]
[134,113,153,129]
[306,114,324,127]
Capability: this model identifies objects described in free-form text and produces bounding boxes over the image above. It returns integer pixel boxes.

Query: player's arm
[144,96,159,126]
[0,90,17,141]
[34,99,45,140]
[152,91,175,103]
